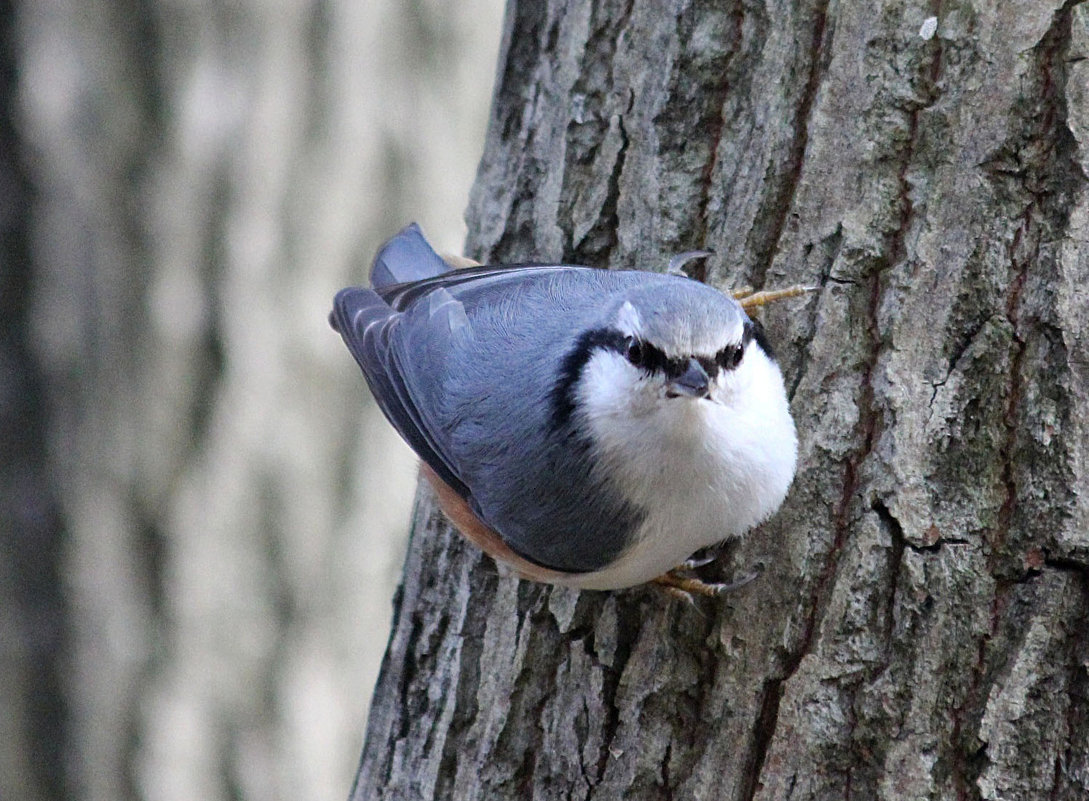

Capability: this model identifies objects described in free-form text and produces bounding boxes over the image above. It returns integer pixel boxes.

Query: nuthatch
[331,224,799,593]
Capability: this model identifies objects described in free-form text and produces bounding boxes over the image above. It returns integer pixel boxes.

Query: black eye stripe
[746,317,776,362]
[624,337,674,374]
[635,341,679,375]
[741,319,757,353]
[628,337,744,378]
[715,345,740,370]
[551,321,765,430]
[713,339,749,371]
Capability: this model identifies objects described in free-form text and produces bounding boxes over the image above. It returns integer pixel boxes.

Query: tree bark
[355,1,1089,799]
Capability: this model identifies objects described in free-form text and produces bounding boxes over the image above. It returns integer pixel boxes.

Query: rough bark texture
[2,2,501,800]
[356,1,1089,799]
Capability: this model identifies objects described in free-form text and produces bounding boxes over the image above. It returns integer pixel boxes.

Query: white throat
[567,344,798,589]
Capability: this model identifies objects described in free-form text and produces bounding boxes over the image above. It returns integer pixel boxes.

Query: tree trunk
[355,1,1089,799]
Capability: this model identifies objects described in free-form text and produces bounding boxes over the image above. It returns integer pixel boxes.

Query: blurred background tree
[0,2,503,800]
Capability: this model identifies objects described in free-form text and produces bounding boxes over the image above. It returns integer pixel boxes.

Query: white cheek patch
[574,350,667,452]
[577,350,638,423]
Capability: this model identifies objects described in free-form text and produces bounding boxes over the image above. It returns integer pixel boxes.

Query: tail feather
[328,286,389,339]
[370,222,451,289]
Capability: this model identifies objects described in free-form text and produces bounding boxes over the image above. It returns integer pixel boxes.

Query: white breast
[566,346,797,590]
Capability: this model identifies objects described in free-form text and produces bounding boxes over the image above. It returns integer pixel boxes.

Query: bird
[330,223,800,593]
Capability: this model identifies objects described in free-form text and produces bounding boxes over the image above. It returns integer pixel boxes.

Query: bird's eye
[716,343,744,371]
[625,337,644,366]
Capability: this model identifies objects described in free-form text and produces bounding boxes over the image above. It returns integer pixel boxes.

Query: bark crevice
[747,0,833,290]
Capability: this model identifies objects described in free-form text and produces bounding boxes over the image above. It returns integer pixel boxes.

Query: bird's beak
[666,359,711,399]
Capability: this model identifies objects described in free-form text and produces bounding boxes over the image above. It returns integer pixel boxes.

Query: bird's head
[571,281,777,425]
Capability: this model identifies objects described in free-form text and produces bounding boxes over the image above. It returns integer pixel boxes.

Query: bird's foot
[678,553,718,570]
[651,560,765,602]
[734,285,816,311]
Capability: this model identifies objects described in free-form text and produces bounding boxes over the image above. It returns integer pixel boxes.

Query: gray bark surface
[356,1,1089,799]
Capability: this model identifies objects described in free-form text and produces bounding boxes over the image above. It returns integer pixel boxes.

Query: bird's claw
[734,285,816,311]
[651,560,765,601]
[653,572,730,598]
[679,553,718,570]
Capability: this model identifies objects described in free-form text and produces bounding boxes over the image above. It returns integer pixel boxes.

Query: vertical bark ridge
[746,0,833,291]
[690,2,745,277]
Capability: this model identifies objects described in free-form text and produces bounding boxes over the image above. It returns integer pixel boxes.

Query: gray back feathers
[333,224,749,572]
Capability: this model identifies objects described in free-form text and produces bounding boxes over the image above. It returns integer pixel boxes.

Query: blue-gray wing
[331,221,582,497]
[331,286,470,497]
[334,260,649,573]
[342,219,755,574]
[331,262,607,502]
